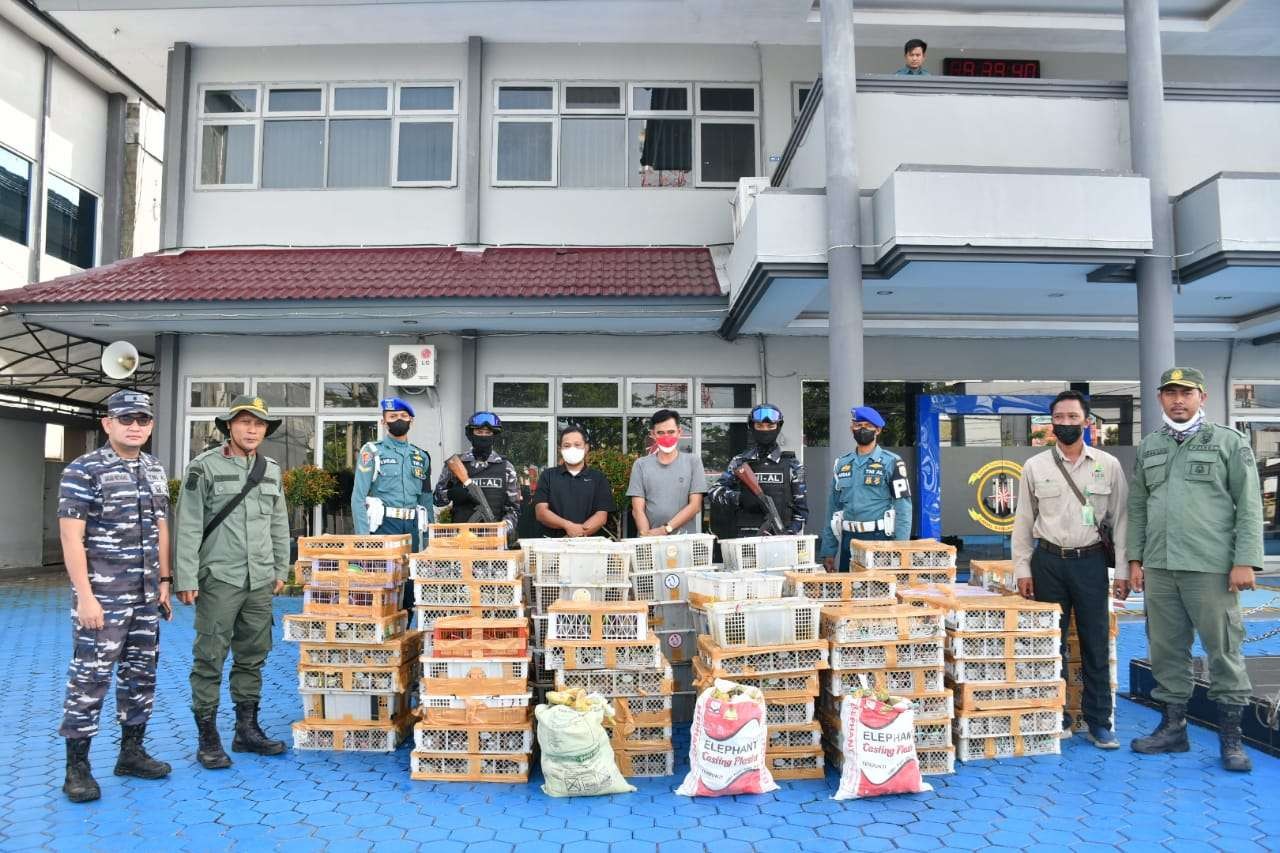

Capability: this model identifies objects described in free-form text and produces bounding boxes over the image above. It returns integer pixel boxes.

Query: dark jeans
[1030,546,1112,729]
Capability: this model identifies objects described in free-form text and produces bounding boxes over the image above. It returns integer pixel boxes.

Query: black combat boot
[114,724,171,779]
[194,710,232,769]
[1218,703,1253,773]
[231,701,286,755]
[1131,702,1190,754]
[63,738,101,803]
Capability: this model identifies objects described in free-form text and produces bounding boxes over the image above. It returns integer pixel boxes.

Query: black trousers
[1030,547,1112,729]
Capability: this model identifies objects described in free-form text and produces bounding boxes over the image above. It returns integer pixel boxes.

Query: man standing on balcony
[895,39,930,75]
[1126,367,1263,772]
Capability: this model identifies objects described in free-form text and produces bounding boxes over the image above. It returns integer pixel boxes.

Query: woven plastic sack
[676,679,777,797]
[535,691,636,798]
[833,693,932,800]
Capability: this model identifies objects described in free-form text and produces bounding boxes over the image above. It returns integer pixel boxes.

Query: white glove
[365,496,385,532]
[829,511,843,544]
[417,506,430,535]
[882,509,895,537]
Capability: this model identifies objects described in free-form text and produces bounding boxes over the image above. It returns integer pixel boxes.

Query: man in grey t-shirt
[627,409,706,535]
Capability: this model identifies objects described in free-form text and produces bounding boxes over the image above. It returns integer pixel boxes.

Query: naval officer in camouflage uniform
[58,390,173,803]
[1125,367,1264,772]
[176,395,291,768]
[351,397,433,609]
[707,403,809,538]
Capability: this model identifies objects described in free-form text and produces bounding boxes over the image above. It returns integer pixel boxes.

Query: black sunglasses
[114,414,154,426]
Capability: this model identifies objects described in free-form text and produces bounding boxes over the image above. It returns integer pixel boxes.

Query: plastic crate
[704,598,823,647]
[409,751,530,783]
[767,721,823,751]
[414,606,525,641]
[849,538,957,570]
[547,601,648,642]
[291,715,413,752]
[956,732,1062,762]
[953,707,1063,739]
[530,582,630,614]
[917,745,956,776]
[410,550,524,582]
[914,719,954,750]
[282,611,409,644]
[623,533,715,574]
[303,583,403,618]
[430,616,530,660]
[696,635,829,678]
[945,657,1062,684]
[950,678,1067,711]
[298,534,412,559]
[526,542,632,585]
[692,656,820,698]
[414,578,523,608]
[687,570,784,607]
[300,688,415,722]
[766,698,816,725]
[544,634,664,671]
[613,695,675,726]
[532,615,549,648]
[418,693,532,726]
[647,601,695,632]
[613,746,675,777]
[421,662,529,698]
[828,637,945,670]
[657,628,697,665]
[413,722,535,754]
[553,665,674,697]
[818,690,954,725]
[821,603,945,644]
[946,631,1061,661]
[968,559,1016,593]
[1066,659,1120,688]
[427,523,509,550]
[900,589,1062,633]
[720,534,819,571]
[765,749,824,780]
[297,631,423,669]
[823,666,945,698]
[298,660,418,693]
[631,568,690,603]
[608,722,672,750]
[305,556,407,588]
[884,567,958,589]
[785,571,898,605]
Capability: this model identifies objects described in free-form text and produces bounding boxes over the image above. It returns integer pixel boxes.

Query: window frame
[491,116,559,187]
[1231,379,1280,416]
[391,117,459,187]
[197,84,263,118]
[561,81,626,115]
[628,82,694,117]
[491,414,556,472]
[187,376,251,411]
[251,376,316,414]
[183,415,222,463]
[319,376,384,413]
[0,142,34,247]
[557,377,624,415]
[488,376,554,414]
[395,81,460,116]
[694,82,759,117]
[791,82,813,122]
[329,82,393,117]
[694,116,760,188]
[43,171,100,269]
[626,377,694,413]
[694,378,760,415]
[264,83,328,117]
[695,415,749,487]
[493,81,559,115]
[195,117,261,190]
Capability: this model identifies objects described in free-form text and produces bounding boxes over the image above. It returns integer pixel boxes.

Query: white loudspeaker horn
[101,341,140,380]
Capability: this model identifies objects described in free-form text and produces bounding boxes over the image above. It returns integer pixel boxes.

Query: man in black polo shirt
[532,425,617,537]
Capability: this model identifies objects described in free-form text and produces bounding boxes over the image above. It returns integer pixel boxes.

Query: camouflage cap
[215,394,282,436]
[1159,367,1206,391]
[106,390,153,417]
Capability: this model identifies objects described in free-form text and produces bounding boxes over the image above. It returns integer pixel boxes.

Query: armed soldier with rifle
[708,403,808,538]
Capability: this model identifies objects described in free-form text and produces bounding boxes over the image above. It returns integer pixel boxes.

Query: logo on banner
[967,460,1023,533]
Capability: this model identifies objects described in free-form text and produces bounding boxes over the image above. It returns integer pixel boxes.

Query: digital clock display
[943,58,1041,78]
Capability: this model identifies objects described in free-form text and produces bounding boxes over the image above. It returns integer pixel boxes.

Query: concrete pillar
[463,36,483,245]
[152,333,182,475]
[1124,0,1177,435]
[160,43,191,250]
[101,93,128,265]
[820,0,865,446]
[27,47,53,284]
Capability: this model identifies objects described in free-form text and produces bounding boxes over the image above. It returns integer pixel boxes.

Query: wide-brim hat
[215,394,283,437]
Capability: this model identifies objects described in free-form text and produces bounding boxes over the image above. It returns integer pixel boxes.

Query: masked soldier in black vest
[708,403,808,538]
[432,411,522,536]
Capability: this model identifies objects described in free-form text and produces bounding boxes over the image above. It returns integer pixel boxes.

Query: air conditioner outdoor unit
[387,344,437,387]
[731,177,771,238]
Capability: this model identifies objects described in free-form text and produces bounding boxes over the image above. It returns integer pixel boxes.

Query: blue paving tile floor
[4,572,1278,852]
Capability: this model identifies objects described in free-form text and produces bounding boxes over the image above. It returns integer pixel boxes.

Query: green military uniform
[176,395,290,767]
[1127,371,1264,709]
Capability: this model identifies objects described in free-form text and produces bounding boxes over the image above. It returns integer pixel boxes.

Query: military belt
[1037,540,1103,560]
[384,506,417,520]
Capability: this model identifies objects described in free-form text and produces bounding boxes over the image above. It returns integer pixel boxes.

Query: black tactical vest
[730,452,795,536]
[457,457,508,522]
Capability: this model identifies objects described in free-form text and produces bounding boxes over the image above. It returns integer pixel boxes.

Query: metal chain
[1241,594,1280,644]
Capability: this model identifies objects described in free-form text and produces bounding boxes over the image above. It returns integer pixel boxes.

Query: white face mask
[561,447,586,466]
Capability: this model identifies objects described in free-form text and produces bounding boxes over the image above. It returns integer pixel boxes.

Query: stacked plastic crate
[850,539,958,591]
[284,534,417,752]
[408,522,534,783]
[544,599,675,777]
[902,585,1066,763]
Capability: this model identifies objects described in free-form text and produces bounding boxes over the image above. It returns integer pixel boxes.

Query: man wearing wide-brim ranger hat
[175,394,291,769]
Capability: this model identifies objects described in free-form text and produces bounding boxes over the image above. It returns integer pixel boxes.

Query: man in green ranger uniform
[176,395,291,768]
[1124,367,1264,772]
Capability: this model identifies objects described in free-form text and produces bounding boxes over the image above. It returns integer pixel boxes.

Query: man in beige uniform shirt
[1012,390,1128,748]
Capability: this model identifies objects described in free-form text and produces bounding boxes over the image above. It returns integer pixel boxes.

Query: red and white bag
[676,679,778,797]
[833,693,932,800]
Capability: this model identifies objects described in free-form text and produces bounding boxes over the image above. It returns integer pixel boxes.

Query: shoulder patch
[185,470,201,491]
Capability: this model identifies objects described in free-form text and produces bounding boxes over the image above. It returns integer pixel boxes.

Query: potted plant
[283,464,339,537]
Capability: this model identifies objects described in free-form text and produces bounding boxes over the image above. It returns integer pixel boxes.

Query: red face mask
[655,435,680,452]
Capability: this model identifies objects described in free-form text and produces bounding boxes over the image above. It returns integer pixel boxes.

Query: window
[266,85,325,115]
[44,174,97,268]
[490,379,551,411]
[395,120,456,185]
[1235,382,1280,411]
[496,84,556,113]
[0,146,31,246]
[801,380,829,447]
[629,379,691,411]
[495,417,553,474]
[331,84,390,114]
[323,380,381,410]
[262,416,317,471]
[560,118,626,188]
[327,119,391,188]
[699,418,750,485]
[557,416,625,452]
[560,379,621,411]
[262,119,325,189]
[696,84,756,115]
[189,379,247,409]
[563,84,623,114]
[253,378,314,411]
[494,118,556,185]
[629,118,692,188]
[630,84,692,115]
[44,423,65,461]
[199,122,257,187]
[697,380,757,413]
[792,82,813,122]
[627,415,693,456]
[188,419,222,460]
[697,119,757,187]
[203,88,258,114]
[398,84,456,113]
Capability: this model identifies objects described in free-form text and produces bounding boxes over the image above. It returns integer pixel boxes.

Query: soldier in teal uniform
[351,397,433,606]
[819,406,913,571]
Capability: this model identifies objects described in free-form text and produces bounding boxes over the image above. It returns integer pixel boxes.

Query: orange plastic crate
[431,616,529,659]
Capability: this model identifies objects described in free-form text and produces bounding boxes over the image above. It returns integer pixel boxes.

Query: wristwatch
[663,524,673,534]
[159,576,174,584]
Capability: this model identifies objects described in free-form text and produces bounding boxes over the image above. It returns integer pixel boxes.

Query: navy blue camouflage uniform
[57,446,168,738]
[707,446,808,537]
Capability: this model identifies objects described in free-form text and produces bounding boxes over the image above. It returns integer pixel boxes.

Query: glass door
[317,417,379,535]
[1235,418,1280,569]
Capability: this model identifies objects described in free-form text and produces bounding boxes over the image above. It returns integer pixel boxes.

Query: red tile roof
[6,246,724,305]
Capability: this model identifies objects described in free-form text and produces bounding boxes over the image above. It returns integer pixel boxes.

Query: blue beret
[850,406,885,428]
[380,397,415,417]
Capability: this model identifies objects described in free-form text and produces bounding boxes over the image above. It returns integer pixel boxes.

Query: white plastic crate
[824,666,944,697]
[917,746,956,776]
[945,657,1062,684]
[956,732,1061,762]
[952,680,1066,711]
[543,635,665,671]
[553,665,674,697]
[767,699,816,725]
[947,631,1061,661]
[944,598,1062,634]
[829,638,945,670]
[614,747,676,777]
[409,752,529,783]
[419,693,531,712]
[409,551,523,582]
[547,601,648,642]
[421,658,530,680]
[687,570,784,603]
[821,604,945,644]
[291,720,410,752]
[426,523,508,550]
[631,568,690,603]
[526,542,632,586]
[530,582,630,614]
[610,724,673,747]
[623,533,715,574]
[413,605,524,637]
[720,534,818,571]
[705,598,823,647]
[299,689,414,722]
[697,636,829,677]
[968,559,1016,593]
[413,723,535,754]
[414,579,523,607]
[615,695,674,717]
[282,612,408,644]
[767,722,822,750]
[913,720,953,750]
[297,662,418,693]
[954,708,1062,739]
[850,538,956,570]
[532,615,549,648]
[784,571,897,604]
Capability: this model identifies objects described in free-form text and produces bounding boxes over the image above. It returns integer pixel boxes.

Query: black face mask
[386,420,411,437]
[470,437,494,458]
[1052,424,1083,446]
[752,428,778,449]
[853,428,877,447]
